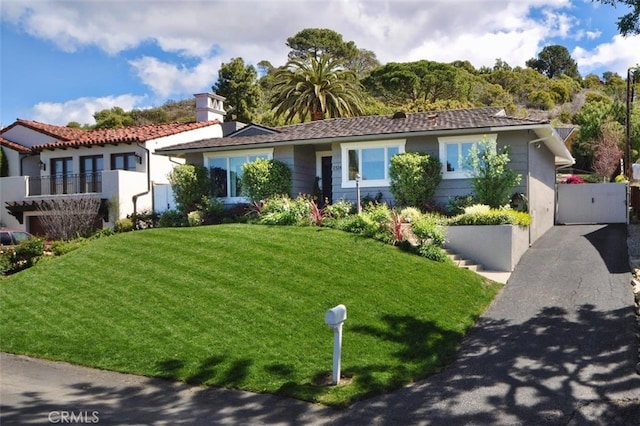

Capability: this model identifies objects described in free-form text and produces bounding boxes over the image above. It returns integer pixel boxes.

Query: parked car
[0,228,34,247]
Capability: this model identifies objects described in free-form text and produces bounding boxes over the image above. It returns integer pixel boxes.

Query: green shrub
[241,159,292,203]
[412,216,446,247]
[466,137,522,208]
[448,209,531,226]
[614,174,628,183]
[203,197,225,223]
[389,152,442,208]
[167,164,211,214]
[445,194,478,216]
[49,238,89,256]
[259,195,310,226]
[91,228,114,239]
[188,210,205,227]
[114,218,134,233]
[324,200,353,219]
[158,210,187,228]
[418,243,449,263]
[0,237,45,275]
[363,202,392,224]
[335,214,378,238]
[527,90,555,110]
[128,210,157,229]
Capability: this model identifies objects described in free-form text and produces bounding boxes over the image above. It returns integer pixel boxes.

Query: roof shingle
[158,107,549,153]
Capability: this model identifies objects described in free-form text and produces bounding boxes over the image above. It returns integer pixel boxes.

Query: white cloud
[128,55,223,98]
[573,34,640,76]
[31,95,147,126]
[3,0,575,66]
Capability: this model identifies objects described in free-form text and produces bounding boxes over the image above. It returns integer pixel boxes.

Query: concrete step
[445,249,483,272]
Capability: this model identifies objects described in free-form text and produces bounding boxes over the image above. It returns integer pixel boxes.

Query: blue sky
[1,0,638,127]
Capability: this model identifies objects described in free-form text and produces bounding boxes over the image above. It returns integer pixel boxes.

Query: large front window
[206,150,273,198]
[341,140,404,188]
[438,134,497,179]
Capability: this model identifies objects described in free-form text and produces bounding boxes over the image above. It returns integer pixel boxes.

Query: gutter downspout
[132,142,151,228]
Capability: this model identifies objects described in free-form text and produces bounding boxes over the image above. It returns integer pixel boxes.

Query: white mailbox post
[324,304,347,385]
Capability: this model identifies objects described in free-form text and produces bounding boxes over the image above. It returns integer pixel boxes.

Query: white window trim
[438,134,497,180]
[203,148,274,201]
[340,140,405,188]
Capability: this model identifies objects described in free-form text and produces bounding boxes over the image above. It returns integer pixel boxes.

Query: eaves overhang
[156,124,558,157]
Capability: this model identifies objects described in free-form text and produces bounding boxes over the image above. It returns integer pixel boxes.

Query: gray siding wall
[331,131,531,208]
[273,145,316,197]
[184,153,204,166]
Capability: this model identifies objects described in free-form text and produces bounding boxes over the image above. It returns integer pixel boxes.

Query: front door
[321,156,333,205]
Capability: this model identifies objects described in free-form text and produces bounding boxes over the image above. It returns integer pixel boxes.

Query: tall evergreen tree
[213,57,261,123]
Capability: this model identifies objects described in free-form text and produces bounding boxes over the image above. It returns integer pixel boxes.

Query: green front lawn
[0,224,500,406]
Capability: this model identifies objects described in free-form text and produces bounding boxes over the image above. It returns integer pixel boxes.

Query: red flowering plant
[563,175,585,184]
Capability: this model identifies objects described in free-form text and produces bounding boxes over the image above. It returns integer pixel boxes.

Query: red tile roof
[0,120,221,152]
[2,119,87,141]
[0,137,32,154]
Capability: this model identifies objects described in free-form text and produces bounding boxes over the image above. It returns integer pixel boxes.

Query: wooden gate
[556,183,628,224]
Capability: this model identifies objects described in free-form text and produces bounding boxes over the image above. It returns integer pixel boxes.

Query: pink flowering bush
[564,175,585,184]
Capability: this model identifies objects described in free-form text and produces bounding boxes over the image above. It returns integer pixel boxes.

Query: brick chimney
[194,92,226,122]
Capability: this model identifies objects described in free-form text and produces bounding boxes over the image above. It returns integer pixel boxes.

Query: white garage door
[556,183,628,224]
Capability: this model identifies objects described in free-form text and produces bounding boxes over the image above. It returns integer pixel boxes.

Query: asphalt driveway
[2,225,639,425]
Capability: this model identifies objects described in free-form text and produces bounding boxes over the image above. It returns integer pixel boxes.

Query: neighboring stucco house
[0,93,229,234]
[157,105,574,245]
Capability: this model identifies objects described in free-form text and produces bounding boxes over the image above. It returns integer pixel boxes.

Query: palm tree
[270,54,365,123]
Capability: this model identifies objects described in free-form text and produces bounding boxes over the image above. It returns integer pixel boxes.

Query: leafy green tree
[389,152,442,208]
[131,108,170,125]
[167,164,211,214]
[286,28,379,77]
[346,48,380,78]
[270,54,365,122]
[526,45,580,79]
[286,28,358,62]
[583,73,603,89]
[594,0,640,36]
[466,138,522,208]
[571,96,620,169]
[363,60,465,105]
[213,57,262,123]
[93,107,134,129]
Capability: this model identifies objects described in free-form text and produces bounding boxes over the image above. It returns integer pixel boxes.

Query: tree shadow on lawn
[3,305,639,424]
[336,304,640,425]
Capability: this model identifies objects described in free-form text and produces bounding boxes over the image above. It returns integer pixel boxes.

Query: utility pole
[627,65,639,178]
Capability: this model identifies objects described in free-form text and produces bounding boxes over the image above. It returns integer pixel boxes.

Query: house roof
[157,107,553,153]
[0,137,32,154]
[2,119,88,141]
[0,120,221,153]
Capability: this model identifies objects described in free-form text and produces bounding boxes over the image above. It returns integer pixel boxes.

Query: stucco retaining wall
[445,225,529,272]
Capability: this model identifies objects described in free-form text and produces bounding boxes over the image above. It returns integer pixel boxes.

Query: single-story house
[0,93,232,234]
[157,104,574,245]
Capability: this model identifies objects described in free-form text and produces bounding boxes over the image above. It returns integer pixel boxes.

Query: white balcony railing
[27,173,102,196]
